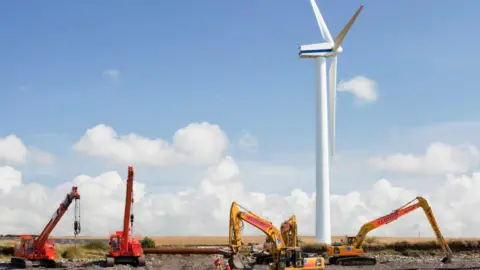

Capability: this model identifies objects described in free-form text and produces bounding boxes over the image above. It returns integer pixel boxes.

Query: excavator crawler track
[105,256,115,267]
[254,253,274,265]
[330,256,377,266]
[11,258,62,268]
[137,255,146,266]
[40,260,62,268]
[105,255,145,267]
[11,257,32,269]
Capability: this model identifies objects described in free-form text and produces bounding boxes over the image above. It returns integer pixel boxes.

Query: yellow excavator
[229,202,325,270]
[327,196,453,266]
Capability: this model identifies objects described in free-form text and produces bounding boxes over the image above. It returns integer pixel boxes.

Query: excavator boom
[351,202,420,248]
[229,202,285,253]
[35,187,81,251]
[122,166,134,251]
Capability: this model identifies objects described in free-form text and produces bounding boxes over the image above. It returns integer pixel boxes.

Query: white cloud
[0,135,28,164]
[0,166,22,193]
[369,142,480,174]
[102,69,120,82]
[73,122,229,166]
[1,154,480,237]
[2,123,480,238]
[0,135,55,165]
[338,75,378,103]
[237,131,259,152]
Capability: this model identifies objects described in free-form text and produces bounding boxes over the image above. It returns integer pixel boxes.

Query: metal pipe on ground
[143,247,231,256]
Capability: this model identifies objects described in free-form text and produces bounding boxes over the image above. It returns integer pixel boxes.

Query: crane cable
[73,198,81,256]
[130,188,135,236]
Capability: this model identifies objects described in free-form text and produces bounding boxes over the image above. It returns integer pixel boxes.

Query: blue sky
[1,0,480,188]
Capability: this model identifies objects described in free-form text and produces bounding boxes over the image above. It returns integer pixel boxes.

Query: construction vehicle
[327,196,453,266]
[11,187,81,268]
[229,201,325,270]
[105,166,145,267]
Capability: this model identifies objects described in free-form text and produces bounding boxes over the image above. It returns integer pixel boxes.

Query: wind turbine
[298,0,363,244]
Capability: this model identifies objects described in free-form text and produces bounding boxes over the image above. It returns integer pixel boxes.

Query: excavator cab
[285,249,303,267]
[344,236,355,245]
[14,235,34,258]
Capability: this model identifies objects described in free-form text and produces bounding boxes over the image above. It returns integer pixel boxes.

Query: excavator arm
[34,187,81,252]
[350,201,420,249]
[280,215,298,248]
[414,197,452,262]
[347,196,452,264]
[229,201,285,254]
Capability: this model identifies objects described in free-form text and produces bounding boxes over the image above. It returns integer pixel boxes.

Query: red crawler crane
[105,166,145,267]
[11,187,81,268]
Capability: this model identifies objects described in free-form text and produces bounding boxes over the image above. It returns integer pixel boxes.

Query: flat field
[50,235,480,245]
[1,236,480,269]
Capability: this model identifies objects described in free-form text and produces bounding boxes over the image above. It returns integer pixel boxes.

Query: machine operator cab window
[342,235,355,245]
[110,236,120,251]
[347,236,355,245]
[285,249,304,268]
[25,238,34,253]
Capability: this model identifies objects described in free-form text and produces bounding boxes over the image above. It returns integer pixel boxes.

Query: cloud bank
[1,123,479,238]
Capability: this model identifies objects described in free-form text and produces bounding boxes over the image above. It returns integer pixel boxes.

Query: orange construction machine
[326,196,452,266]
[11,187,81,268]
[105,166,145,267]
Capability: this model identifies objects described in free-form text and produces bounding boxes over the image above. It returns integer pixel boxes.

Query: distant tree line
[0,234,20,238]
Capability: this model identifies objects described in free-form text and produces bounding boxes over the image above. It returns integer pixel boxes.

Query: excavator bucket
[229,254,245,269]
[441,256,452,264]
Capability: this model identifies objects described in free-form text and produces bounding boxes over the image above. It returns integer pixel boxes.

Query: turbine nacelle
[298,42,343,58]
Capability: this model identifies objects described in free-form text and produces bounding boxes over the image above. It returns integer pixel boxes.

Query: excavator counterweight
[327,196,453,266]
[104,166,145,267]
[11,187,81,268]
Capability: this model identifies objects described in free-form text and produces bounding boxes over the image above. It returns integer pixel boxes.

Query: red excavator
[11,187,81,268]
[105,166,145,267]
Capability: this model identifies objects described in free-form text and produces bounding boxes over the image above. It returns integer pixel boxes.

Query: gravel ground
[0,253,479,269]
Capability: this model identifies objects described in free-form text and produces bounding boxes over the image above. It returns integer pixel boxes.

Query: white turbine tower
[298,0,363,244]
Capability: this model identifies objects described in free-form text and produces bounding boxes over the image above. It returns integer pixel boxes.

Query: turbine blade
[332,5,364,52]
[310,0,334,43]
[328,56,337,156]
